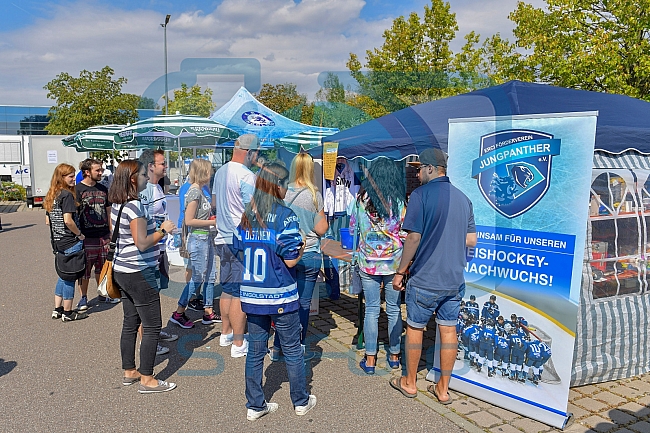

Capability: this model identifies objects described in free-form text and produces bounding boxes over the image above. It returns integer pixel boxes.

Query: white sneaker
[247,402,278,421]
[156,344,170,356]
[231,339,249,358]
[295,395,317,416]
[220,331,234,347]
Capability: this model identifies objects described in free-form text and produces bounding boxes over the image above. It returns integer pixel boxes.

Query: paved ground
[1,209,649,433]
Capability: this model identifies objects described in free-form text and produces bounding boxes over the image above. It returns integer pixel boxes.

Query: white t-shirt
[212,161,256,245]
[139,182,168,251]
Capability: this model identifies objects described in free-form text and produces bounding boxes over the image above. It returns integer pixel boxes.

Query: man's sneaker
[138,379,177,394]
[159,330,178,342]
[170,312,194,329]
[62,311,88,322]
[76,296,88,311]
[247,402,279,421]
[219,331,234,347]
[202,312,222,325]
[99,296,121,304]
[295,395,317,416]
[231,339,249,358]
[187,299,204,311]
[156,344,170,356]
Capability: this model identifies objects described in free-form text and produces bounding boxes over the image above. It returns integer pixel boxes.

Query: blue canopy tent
[210,86,337,148]
[322,80,650,160]
[323,80,650,387]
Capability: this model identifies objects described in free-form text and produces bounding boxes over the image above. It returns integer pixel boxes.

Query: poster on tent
[427,112,597,428]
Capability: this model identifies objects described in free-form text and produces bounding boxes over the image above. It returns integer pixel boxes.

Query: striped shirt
[111,200,158,273]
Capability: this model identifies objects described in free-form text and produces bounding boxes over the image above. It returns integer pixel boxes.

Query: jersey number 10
[243,247,267,282]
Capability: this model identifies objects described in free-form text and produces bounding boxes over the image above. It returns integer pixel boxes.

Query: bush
[0,182,26,201]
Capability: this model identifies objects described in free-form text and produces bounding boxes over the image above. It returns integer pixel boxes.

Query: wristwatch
[157,227,167,236]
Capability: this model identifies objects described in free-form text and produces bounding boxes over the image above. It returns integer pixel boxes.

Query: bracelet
[395,271,406,277]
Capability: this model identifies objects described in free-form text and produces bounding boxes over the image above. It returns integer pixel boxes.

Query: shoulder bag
[97,203,127,299]
[47,212,86,282]
[349,200,363,295]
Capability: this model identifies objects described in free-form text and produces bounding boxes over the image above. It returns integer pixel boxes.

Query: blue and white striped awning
[593,150,650,170]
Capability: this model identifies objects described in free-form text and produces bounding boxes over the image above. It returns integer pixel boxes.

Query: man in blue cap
[389,148,476,404]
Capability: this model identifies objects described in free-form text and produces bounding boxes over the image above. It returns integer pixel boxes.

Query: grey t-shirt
[185,186,211,232]
[284,185,324,253]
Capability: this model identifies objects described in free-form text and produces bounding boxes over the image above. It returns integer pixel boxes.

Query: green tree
[315,73,346,103]
[44,66,140,134]
[138,96,157,109]
[347,0,488,117]
[313,73,372,129]
[255,83,313,123]
[162,83,217,158]
[500,0,650,99]
[163,83,216,117]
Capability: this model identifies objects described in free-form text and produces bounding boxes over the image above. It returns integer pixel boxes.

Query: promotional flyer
[427,112,598,428]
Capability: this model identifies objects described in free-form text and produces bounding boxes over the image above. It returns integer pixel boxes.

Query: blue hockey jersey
[481,301,500,321]
[479,327,496,348]
[509,334,529,356]
[465,301,480,319]
[233,203,303,316]
[526,340,552,362]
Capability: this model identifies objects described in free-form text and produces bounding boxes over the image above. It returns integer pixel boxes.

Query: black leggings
[114,267,161,376]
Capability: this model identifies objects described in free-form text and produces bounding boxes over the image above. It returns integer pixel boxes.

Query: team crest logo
[471,130,561,218]
[242,111,275,126]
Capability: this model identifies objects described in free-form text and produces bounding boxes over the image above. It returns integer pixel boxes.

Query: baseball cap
[408,148,448,168]
[235,134,260,150]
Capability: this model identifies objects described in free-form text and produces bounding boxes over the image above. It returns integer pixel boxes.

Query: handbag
[47,212,86,282]
[349,201,363,295]
[97,203,127,299]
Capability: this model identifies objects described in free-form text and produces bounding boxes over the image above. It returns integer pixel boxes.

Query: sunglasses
[416,164,432,173]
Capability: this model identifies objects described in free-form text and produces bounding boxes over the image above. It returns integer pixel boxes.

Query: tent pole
[177,137,183,182]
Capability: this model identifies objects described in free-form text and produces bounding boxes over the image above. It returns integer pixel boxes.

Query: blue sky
[0,0,545,107]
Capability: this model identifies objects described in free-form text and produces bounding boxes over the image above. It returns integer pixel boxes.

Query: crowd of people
[458,294,553,385]
[44,137,485,417]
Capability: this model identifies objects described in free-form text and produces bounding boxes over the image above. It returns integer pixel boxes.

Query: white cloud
[0,0,547,109]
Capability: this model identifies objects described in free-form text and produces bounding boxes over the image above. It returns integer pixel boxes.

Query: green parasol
[62,124,126,151]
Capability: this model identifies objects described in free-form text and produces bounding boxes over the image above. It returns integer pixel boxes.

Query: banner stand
[441,112,597,429]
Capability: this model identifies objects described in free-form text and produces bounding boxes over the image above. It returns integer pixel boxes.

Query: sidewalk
[310,294,650,433]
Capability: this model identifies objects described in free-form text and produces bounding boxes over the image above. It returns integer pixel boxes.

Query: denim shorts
[405,282,465,329]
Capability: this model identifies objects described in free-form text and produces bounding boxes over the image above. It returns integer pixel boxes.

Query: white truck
[0,135,88,206]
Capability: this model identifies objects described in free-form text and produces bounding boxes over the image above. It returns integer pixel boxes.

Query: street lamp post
[161,14,173,181]
[161,14,170,115]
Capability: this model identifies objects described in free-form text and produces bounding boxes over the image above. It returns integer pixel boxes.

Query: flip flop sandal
[428,384,453,405]
[389,377,417,398]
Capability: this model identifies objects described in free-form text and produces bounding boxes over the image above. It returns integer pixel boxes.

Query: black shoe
[187,299,204,311]
[62,311,88,322]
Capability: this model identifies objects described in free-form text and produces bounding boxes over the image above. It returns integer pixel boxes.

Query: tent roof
[324,80,650,160]
[210,87,337,147]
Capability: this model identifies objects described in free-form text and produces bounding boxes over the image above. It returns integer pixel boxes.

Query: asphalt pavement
[0,210,468,433]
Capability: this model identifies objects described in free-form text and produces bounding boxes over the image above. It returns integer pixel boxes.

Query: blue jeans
[54,241,83,300]
[273,251,322,350]
[246,311,309,411]
[360,271,403,356]
[178,233,216,308]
